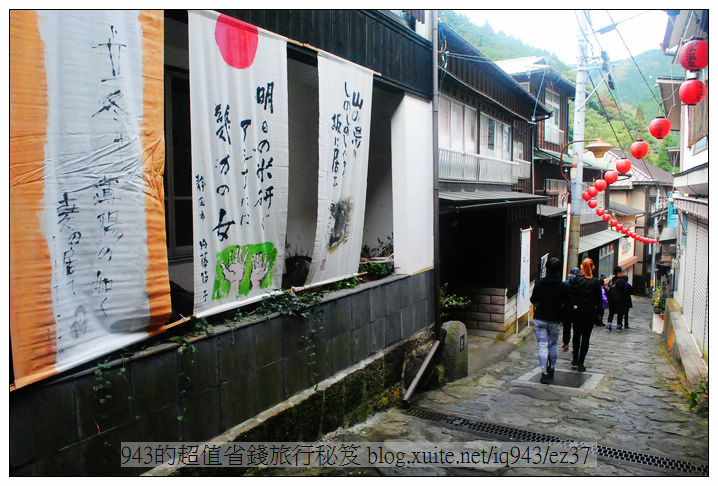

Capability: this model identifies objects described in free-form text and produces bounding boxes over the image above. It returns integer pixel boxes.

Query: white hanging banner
[306,51,373,285]
[189,10,289,316]
[518,228,532,317]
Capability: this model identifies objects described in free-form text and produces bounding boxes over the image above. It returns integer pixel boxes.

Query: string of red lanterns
[579,160,658,244]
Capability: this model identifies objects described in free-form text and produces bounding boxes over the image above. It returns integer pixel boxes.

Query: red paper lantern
[604,170,618,185]
[679,78,706,105]
[602,214,611,222]
[679,39,709,71]
[588,199,598,209]
[596,207,605,216]
[616,223,623,231]
[621,228,629,234]
[610,219,618,227]
[594,179,607,192]
[649,116,671,139]
[588,186,599,197]
[582,191,591,201]
[630,140,649,159]
[616,158,632,174]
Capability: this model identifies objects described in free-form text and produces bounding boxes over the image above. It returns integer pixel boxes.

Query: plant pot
[653,306,662,314]
[368,257,394,275]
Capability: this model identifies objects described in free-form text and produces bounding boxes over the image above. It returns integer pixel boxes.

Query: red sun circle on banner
[215,14,259,69]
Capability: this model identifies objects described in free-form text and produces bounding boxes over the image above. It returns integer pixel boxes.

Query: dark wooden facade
[514,71,574,153]
[215,9,433,99]
[439,24,548,164]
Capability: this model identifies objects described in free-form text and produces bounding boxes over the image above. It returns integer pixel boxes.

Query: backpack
[601,287,609,308]
[606,277,622,302]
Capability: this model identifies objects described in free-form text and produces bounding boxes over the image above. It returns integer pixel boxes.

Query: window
[480,113,511,160]
[544,89,561,144]
[164,67,193,260]
[439,96,478,154]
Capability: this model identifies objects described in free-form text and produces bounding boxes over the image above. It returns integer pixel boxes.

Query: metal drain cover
[514,367,604,391]
[404,407,707,475]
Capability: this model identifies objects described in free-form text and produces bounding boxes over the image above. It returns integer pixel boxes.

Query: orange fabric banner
[10,10,171,389]
[10,10,57,388]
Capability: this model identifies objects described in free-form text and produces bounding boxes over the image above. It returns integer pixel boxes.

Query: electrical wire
[606,11,665,113]
[586,71,626,150]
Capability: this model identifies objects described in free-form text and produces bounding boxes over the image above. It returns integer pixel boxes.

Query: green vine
[256,290,324,319]
[687,377,708,415]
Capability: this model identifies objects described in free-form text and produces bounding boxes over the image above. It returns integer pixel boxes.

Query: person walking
[568,258,602,372]
[531,257,574,384]
[606,266,633,331]
[561,267,581,351]
[596,274,608,327]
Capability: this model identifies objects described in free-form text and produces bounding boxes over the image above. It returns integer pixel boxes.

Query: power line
[606,11,665,113]
[586,70,626,150]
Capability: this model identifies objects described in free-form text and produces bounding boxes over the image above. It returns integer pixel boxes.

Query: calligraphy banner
[306,52,374,285]
[518,228,532,318]
[189,11,289,317]
[9,10,171,389]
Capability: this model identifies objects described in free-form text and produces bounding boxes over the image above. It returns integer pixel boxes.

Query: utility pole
[431,9,441,340]
[650,189,659,290]
[567,10,590,272]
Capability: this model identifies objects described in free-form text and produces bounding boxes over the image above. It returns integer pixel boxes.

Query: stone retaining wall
[10,271,434,476]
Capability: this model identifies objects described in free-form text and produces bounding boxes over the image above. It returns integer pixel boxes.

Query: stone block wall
[452,282,534,337]
[9,271,434,476]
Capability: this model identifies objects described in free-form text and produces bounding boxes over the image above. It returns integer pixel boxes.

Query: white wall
[363,88,397,253]
[285,58,319,258]
[391,94,434,274]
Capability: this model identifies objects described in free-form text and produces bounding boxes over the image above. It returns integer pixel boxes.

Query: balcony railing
[544,125,564,145]
[512,158,531,180]
[438,148,518,184]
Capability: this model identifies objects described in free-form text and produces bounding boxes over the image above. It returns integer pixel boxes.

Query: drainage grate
[405,407,707,475]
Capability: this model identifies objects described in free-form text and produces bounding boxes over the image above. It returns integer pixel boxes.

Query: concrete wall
[10,271,434,476]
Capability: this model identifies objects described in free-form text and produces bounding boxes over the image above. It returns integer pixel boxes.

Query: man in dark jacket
[606,266,633,331]
[531,257,574,384]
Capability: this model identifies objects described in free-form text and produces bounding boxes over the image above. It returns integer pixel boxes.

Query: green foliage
[359,262,389,278]
[440,283,471,319]
[330,277,360,290]
[687,378,708,415]
[439,10,678,174]
[256,289,323,320]
[93,359,113,408]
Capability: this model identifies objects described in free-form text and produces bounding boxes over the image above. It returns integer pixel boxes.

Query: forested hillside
[439,10,678,172]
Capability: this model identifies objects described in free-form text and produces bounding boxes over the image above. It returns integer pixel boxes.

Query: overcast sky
[463,10,670,66]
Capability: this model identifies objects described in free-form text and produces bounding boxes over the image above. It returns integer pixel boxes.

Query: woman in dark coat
[568,258,603,372]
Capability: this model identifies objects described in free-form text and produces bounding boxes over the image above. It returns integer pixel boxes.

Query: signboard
[517,228,532,317]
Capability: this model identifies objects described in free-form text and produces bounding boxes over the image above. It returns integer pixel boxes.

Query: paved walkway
[247,296,708,477]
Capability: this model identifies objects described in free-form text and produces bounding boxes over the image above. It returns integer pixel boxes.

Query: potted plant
[360,236,394,280]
